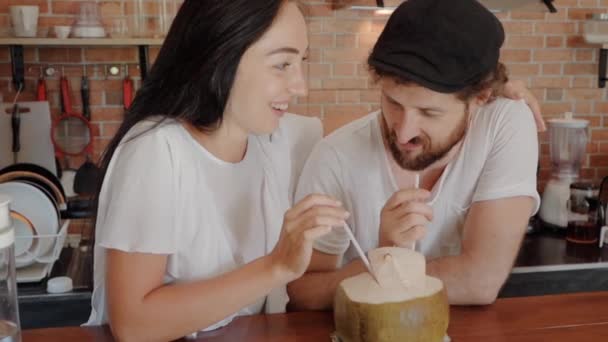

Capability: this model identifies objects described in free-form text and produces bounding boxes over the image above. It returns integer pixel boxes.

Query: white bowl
[72,26,106,38]
[53,25,71,39]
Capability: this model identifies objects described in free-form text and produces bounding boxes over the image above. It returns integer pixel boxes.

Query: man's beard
[381,108,468,171]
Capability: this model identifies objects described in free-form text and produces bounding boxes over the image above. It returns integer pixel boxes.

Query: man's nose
[396,111,421,144]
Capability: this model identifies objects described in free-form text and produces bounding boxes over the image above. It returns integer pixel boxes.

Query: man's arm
[287,196,534,310]
[427,196,533,305]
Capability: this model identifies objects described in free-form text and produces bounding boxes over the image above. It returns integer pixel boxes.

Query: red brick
[590,155,608,167]
[575,50,594,62]
[322,48,369,63]
[308,63,331,78]
[545,36,564,48]
[336,34,358,48]
[506,63,540,77]
[322,78,368,89]
[333,63,356,77]
[541,63,562,75]
[592,129,608,140]
[568,8,605,20]
[510,12,546,20]
[535,23,576,34]
[361,90,381,103]
[309,34,334,48]
[505,36,544,49]
[338,90,360,103]
[533,49,574,62]
[531,77,571,88]
[39,48,82,63]
[324,104,370,116]
[500,49,532,63]
[85,48,137,62]
[564,63,596,75]
[541,103,574,116]
[302,90,336,104]
[565,89,604,101]
[573,77,594,89]
[567,36,595,48]
[503,22,534,35]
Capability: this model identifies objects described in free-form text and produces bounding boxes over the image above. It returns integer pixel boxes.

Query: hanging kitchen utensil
[36,67,47,102]
[74,65,100,196]
[81,65,91,121]
[123,64,133,110]
[11,103,20,164]
[10,85,24,164]
[52,73,97,198]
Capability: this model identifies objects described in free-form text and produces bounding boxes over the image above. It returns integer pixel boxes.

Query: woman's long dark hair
[91,0,288,234]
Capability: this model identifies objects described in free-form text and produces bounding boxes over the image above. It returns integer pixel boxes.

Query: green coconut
[334,247,449,342]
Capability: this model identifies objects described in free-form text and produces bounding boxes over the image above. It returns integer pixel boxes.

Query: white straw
[411,174,420,251]
[343,223,379,284]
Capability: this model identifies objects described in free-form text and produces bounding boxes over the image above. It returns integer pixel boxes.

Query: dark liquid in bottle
[566,221,599,244]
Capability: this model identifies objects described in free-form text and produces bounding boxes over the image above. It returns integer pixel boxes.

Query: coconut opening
[341,247,443,304]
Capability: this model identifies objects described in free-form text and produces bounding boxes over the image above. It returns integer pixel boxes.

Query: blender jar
[548,113,588,179]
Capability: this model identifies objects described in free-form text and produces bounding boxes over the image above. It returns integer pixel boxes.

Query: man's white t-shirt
[296,98,540,264]
[86,114,323,332]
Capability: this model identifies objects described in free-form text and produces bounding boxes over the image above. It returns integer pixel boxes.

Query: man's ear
[475,88,493,106]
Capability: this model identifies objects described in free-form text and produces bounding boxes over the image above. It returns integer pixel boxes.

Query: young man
[288,0,540,309]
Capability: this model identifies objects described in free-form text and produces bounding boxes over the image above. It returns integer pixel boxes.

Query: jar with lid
[567,182,602,244]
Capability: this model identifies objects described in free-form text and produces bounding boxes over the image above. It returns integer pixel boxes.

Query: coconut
[334,247,449,342]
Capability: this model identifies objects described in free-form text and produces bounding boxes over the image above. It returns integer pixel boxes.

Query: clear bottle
[0,195,21,342]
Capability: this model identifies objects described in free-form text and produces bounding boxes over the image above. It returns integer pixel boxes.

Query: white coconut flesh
[340,247,444,303]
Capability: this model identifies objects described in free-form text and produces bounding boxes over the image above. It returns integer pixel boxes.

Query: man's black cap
[368,0,505,93]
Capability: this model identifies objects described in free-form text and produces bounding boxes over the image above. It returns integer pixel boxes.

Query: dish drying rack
[16,220,69,283]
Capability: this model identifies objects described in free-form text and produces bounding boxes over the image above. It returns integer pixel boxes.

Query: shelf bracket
[138,45,149,80]
[542,0,557,13]
[9,45,25,91]
[600,48,608,88]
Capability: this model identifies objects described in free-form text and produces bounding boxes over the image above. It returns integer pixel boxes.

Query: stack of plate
[0,163,64,269]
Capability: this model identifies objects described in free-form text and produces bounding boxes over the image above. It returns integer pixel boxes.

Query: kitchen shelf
[0,37,163,46]
[0,37,165,90]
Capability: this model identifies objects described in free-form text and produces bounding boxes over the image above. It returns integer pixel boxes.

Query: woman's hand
[269,194,349,282]
[501,80,546,132]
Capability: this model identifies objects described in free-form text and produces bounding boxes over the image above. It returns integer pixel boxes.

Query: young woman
[85,1,348,340]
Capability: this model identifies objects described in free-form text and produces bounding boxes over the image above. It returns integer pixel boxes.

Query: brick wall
[1,0,608,190]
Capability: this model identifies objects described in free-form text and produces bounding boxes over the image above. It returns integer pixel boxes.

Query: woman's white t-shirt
[86,118,284,331]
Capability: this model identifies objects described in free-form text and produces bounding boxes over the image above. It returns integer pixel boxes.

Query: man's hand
[379,189,432,248]
[501,80,546,132]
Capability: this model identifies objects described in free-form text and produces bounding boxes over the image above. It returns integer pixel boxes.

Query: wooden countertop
[22,291,608,341]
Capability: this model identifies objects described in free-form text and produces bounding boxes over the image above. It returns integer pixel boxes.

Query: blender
[539,112,589,230]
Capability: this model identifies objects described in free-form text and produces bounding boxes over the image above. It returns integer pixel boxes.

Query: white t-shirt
[86,114,323,332]
[296,98,540,264]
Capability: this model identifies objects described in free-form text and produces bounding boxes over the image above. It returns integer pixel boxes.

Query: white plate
[0,182,59,260]
[10,210,41,268]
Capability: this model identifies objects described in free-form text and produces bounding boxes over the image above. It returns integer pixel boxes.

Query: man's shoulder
[472,97,536,137]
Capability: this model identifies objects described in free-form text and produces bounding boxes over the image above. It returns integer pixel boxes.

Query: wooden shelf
[0,37,164,46]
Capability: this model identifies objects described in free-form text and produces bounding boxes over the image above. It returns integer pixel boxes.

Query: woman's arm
[107,250,286,342]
